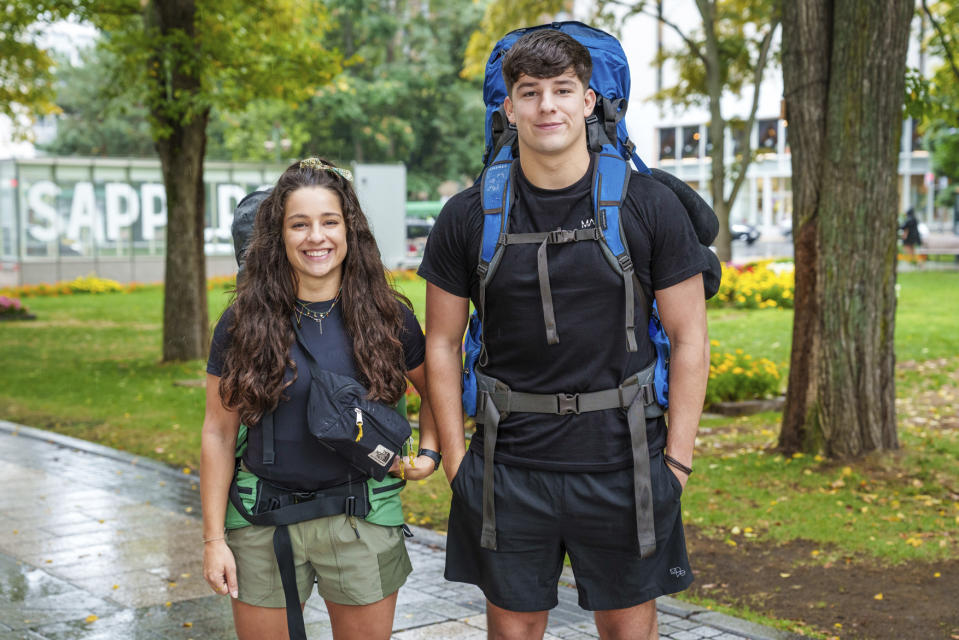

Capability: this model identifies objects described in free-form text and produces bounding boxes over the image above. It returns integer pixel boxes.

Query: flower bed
[0,275,150,298]
[706,340,784,405]
[709,260,794,310]
[0,295,35,320]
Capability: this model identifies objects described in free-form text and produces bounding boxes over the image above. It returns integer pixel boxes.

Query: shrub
[67,275,125,294]
[705,340,784,405]
[0,295,32,319]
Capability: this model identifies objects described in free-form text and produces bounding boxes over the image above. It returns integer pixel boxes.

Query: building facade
[609,0,950,236]
[0,157,407,286]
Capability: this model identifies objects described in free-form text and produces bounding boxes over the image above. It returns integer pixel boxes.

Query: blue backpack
[463,22,695,417]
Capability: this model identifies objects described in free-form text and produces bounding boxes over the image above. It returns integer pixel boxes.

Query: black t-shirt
[418,154,706,472]
[207,297,425,491]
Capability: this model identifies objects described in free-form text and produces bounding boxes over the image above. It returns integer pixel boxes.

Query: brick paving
[0,421,794,639]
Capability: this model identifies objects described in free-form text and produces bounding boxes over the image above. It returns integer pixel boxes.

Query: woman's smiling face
[282,186,347,299]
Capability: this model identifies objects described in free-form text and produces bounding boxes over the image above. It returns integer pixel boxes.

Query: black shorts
[444,449,693,612]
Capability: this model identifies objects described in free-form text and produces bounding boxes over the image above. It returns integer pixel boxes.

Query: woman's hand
[388,454,438,481]
[203,539,238,598]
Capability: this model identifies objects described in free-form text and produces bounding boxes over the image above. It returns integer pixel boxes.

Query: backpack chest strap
[501,227,604,345]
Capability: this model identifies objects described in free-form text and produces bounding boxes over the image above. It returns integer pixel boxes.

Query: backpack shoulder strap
[475,144,516,366]
[592,144,649,353]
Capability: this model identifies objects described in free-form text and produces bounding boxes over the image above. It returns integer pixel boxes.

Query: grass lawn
[2,270,958,636]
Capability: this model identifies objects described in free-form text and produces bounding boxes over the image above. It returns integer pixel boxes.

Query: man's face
[504,69,595,159]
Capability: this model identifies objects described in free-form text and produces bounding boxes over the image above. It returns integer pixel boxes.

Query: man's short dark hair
[502,29,592,95]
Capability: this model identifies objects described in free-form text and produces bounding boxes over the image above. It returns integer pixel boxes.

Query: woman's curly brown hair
[218,159,411,426]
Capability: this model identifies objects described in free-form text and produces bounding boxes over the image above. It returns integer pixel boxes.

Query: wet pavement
[0,420,794,640]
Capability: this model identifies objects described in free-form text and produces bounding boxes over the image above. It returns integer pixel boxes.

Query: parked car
[406,217,434,257]
[731,223,761,245]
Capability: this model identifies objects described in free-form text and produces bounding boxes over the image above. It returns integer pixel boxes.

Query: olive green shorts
[225,515,412,607]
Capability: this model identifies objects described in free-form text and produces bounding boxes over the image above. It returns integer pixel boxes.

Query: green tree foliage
[39,47,154,156]
[0,3,77,134]
[307,0,488,195]
[203,0,488,196]
[460,0,567,80]
[917,1,959,210]
[7,0,342,361]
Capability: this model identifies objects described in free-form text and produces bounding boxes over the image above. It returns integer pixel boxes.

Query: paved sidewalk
[0,421,794,640]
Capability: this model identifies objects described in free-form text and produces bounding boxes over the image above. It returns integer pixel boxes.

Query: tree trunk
[780,0,910,458]
[697,0,734,263]
[779,0,831,453]
[147,0,211,362]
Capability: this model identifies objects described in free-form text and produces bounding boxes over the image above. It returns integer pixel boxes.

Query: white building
[592,0,948,235]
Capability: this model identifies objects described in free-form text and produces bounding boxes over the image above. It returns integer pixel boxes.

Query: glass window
[658,127,676,161]
[757,118,778,153]
[682,126,701,159]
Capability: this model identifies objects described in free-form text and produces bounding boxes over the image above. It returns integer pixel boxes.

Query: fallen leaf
[874,593,883,600]
[85,615,98,623]
[779,573,791,578]
[183,621,193,628]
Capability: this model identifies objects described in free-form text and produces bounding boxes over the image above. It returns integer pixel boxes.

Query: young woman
[201,158,438,640]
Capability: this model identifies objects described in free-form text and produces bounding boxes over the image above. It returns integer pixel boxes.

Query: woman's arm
[398,362,439,480]
[200,373,241,598]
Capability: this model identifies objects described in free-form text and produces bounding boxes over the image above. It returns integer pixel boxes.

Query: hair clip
[299,157,354,183]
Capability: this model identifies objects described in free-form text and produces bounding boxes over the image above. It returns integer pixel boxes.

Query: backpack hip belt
[473,364,664,560]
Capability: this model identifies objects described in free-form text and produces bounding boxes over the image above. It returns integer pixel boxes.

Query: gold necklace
[294,289,342,333]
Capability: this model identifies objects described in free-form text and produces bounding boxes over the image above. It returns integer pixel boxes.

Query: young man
[419,29,709,640]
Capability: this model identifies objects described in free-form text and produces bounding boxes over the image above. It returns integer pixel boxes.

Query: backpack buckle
[547,229,576,244]
[640,383,655,406]
[617,254,633,272]
[291,491,316,505]
[557,393,581,415]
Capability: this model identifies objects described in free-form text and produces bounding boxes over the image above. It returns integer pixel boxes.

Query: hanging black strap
[273,525,307,640]
[537,238,559,345]
[261,411,276,465]
[626,385,657,559]
[479,390,501,550]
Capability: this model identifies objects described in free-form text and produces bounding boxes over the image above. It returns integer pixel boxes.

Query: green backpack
[224,396,412,529]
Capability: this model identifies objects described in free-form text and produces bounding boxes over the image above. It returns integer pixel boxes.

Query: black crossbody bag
[293,318,411,481]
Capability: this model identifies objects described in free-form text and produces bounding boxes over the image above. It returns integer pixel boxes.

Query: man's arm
[424,282,471,483]
[655,273,709,489]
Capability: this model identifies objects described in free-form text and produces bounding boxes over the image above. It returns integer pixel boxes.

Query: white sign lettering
[22,179,258,246]
[26,180,60,242]
[105,182,139,241]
